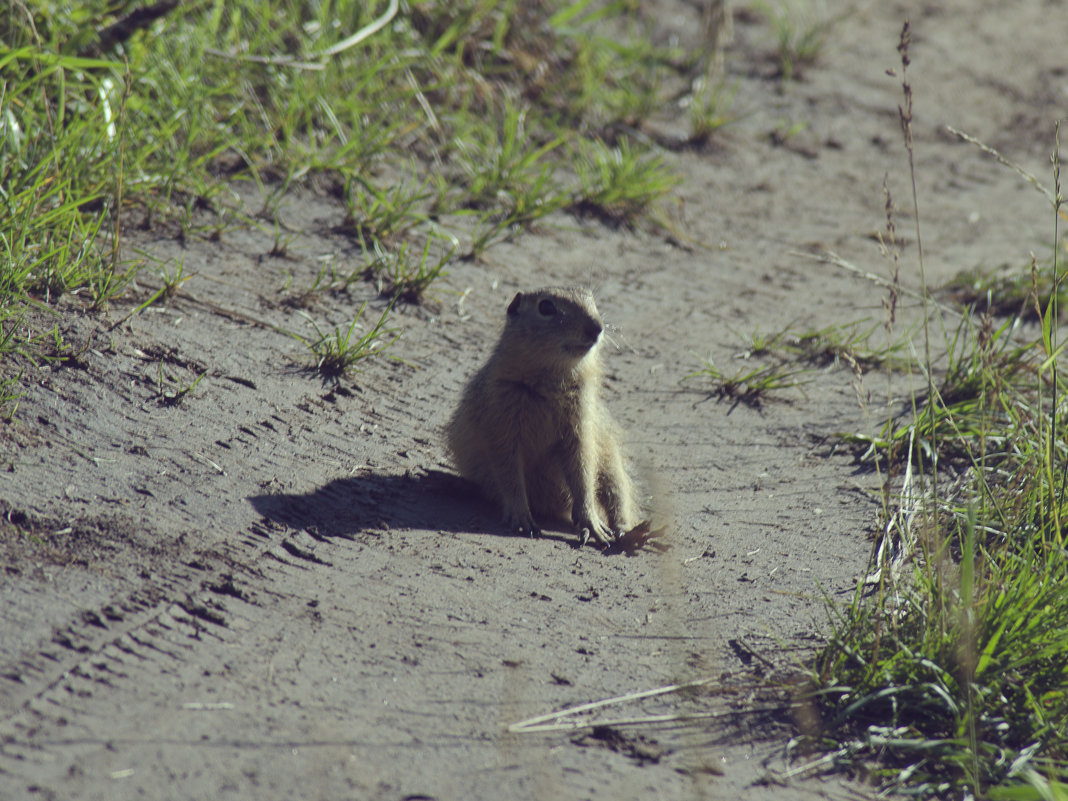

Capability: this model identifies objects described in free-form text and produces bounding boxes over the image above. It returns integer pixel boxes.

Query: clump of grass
[38,325,91,370]
[839,312,1039,468]
[451,98,572,257]
[684,322,905,408]
[686,80,739,147]
[153,361,207,407]
[784,321,910,372]
[340,172,431,246]
[156,257,192,303]
[754,0,838,81]
[364,234,457,304]
[0,313,28,418]
[807,297,1068,796]
[457,99,566,212]
[728,321,909,372]
[797,25,1068,799]
[769,117,808,147]
[570,138,680,227]
[299,300,398,380]
[803,510,1068,796]
[0,372,22,420]
[535,4,681,134]
[939,257,1068,322]
[684,353,810,406]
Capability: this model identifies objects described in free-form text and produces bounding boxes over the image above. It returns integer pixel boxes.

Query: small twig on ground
[508,676,786,734]
[797,249,961,319]
[947,126,1058,208]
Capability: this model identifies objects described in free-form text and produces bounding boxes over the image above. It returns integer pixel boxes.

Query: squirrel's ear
[507,292,523,317]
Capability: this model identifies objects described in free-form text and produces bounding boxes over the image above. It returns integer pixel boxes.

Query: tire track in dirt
[0,349,372,766]
[0,516,345,789]
[0,517,281,721]
[0,509,793,800]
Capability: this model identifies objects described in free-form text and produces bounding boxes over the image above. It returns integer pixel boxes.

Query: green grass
[683,326,815,405]
[153,360,207,407]
[340,171,433,246]
[806,311,1068,795]
[0,313,25,419]
[683,322,908,407]
[365,233,457,304]
[686,79,739,146]
[684,355,810,405]
[838,312,1039,468]
[940,253,1068,322]
[570,138,680,227]
[785,321,912,372]
[795,28,1068,799]
[754,0,839,81]
[0,0,687,408]
[298,300,399,381]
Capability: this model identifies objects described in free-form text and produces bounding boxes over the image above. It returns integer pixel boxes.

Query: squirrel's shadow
[248,469,577,546]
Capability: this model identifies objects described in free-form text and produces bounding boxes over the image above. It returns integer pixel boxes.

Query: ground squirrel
[446,287,639,546]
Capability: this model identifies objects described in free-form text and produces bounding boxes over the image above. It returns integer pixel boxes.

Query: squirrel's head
[505,287,604,362]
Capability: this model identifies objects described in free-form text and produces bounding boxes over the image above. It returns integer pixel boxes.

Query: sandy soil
[1,1,1064,798]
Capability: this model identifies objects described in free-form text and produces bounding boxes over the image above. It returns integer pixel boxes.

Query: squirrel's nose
[585,321,603,343]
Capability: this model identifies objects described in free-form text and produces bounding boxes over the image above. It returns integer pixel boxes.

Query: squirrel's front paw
[574,512,614,547]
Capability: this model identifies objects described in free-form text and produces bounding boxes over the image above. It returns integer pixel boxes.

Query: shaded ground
[1,1,1064,798]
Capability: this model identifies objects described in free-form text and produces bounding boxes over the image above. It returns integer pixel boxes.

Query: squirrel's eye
[537,299,557,317]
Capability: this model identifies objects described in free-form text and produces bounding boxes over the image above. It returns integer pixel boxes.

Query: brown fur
[446,287,639,545]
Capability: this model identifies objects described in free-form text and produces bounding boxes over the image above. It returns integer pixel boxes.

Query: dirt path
[1,2,1063,798]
